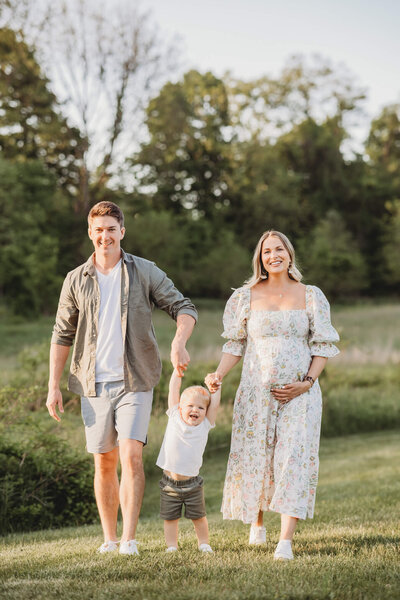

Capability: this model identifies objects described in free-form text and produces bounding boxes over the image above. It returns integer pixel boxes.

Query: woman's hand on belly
[271,380,311,404]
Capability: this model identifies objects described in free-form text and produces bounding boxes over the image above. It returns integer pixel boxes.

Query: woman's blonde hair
[244,230,303,288]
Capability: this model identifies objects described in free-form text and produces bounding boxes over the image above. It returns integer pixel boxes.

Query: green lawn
[2,301,400,383]
[1,430,399,600]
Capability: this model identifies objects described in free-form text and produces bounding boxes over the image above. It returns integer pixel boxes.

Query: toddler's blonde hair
[180,386,211,407]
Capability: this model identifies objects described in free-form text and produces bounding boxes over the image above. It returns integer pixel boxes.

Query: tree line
[1,1,400,316]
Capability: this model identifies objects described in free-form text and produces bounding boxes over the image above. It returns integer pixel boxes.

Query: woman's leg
[249,510,266,544]
[280,514,298,541]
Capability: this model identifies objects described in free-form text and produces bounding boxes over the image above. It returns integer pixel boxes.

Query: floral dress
[221,285,339,523]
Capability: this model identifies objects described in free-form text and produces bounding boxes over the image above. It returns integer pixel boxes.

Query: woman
[205,230,339,560]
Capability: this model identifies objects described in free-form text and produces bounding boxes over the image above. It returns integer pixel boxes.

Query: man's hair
[180,386,211,407]
[88,201,125,228]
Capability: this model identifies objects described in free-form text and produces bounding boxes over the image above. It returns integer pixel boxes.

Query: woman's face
[261,235,291,276]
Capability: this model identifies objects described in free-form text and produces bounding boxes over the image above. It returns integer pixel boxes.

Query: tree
[276,116,348,223]
[227,54,366,145]
[1,0,176,213]
[131,70,233,220]
[0,159,63,315]
[226,138,304,251]
[298,210,368,299]
[0,27,83,198]
[382,200,400,288]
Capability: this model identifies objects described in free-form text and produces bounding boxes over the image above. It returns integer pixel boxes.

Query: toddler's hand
[205,372,222,393]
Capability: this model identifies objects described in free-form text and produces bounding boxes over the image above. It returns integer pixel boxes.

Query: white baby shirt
[156,405,214,477]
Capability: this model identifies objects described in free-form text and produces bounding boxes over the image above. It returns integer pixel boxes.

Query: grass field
[1,301,400,379]
[1,301,399,598]
[1,430,399,600]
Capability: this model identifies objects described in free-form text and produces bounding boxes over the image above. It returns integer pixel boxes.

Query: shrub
[0,433,96,534]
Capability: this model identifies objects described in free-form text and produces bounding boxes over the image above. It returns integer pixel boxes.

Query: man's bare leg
[119,439,145,541]
[94,447,120,542]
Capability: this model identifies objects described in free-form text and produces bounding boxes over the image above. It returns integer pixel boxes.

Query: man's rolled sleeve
[150,263,198,322]
[51,272,79,346]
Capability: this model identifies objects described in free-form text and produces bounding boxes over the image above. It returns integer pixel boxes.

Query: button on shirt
[51,250,198,397]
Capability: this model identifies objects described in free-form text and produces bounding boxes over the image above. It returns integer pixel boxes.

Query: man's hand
[46,388,64,422]
[170,342,190,377]
[205,372,222,393]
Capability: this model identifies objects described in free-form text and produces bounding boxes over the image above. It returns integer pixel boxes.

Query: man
[46,201,197,556]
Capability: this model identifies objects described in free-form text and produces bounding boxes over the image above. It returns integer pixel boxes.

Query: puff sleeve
[307,286,340,358]
[221,287,250,356]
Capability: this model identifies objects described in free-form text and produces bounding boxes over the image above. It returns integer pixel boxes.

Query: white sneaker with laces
[274,539,293,560]
[166,546,178,553]
[249,524,266,545]
[198,543,213,553]
[98,540,119,554]
[119,539,139,556]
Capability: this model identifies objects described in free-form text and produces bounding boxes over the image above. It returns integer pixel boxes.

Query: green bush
[321,365,400,436]
[0,433,97,534]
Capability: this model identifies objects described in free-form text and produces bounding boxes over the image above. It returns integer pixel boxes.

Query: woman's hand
[271,380,311,404]
[205,372,222,393]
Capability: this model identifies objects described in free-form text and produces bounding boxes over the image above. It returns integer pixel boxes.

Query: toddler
[156,369,221,553]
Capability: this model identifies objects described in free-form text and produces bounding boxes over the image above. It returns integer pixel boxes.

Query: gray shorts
[81,381,153,454]
[159,473,206,521]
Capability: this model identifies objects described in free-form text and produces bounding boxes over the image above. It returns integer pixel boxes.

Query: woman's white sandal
[199,543,213,553]
[274,539,293,560]
[249,524,266,545]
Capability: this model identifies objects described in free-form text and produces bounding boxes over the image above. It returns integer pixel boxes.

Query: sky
[140,0,400,129]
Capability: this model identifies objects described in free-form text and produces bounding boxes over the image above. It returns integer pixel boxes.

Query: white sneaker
[119,539,139,556]
[98,540,119,554]
[199,543,213,553]
[249,524,266,545]
[166,546,178,553]
[274,539,293,560]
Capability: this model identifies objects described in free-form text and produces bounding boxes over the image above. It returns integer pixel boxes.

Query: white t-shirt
[95,260,124,382]
[156,405,214,477]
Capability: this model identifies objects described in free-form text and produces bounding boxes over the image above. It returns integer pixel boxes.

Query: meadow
[0,431,399,600]
[0,300,399,599]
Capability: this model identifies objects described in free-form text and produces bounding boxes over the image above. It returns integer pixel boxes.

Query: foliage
[298,210,368,299]
[382,200,400,286]
[1,19,400,313]
[0,27,83,196]
[0,434,96,534]
[131,70,233,220]
[0,159,63,314]
[1,0,176,213]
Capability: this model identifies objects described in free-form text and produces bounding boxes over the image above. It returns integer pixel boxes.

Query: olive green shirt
[51,250,197,397]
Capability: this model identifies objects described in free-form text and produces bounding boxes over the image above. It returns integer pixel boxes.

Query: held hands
[46,388,64,422]
[204,372,222,393]
[170,341,190,377]
[271,380,311,404]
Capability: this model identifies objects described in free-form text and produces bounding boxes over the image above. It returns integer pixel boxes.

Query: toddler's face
[179,395,208,426]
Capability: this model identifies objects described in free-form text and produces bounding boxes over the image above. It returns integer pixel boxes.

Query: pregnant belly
[244,340,311,385]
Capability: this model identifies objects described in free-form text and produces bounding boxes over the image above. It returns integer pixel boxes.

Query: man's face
[88,215,125,259]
